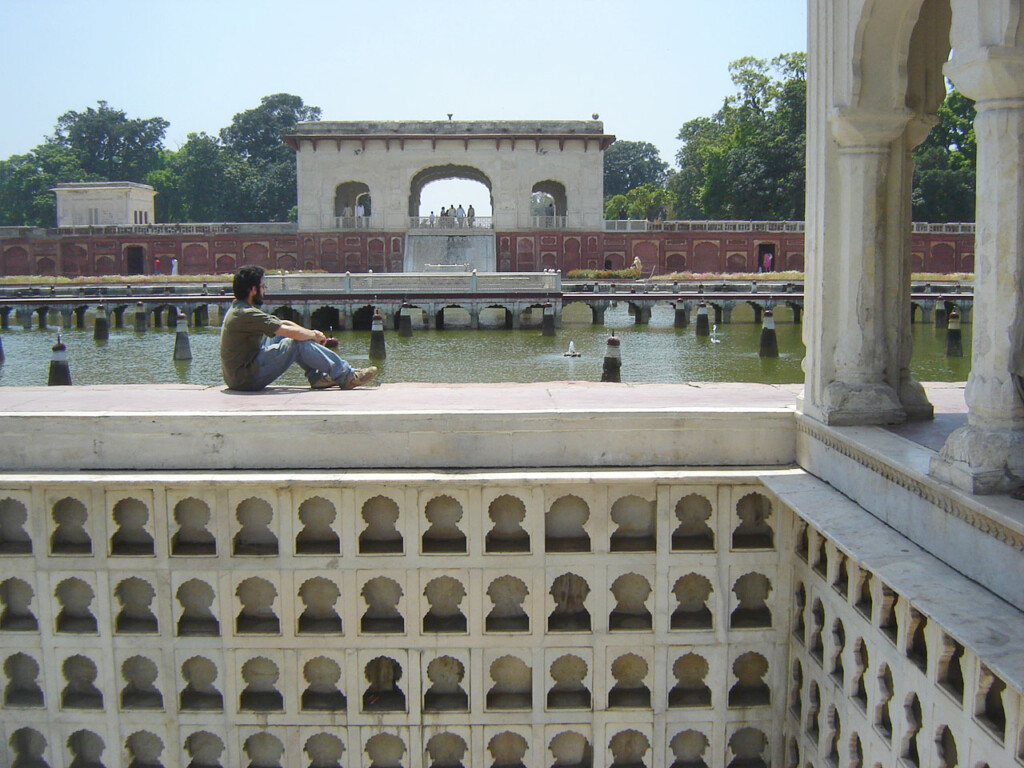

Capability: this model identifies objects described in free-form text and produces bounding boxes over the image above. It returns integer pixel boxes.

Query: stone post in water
[542,303,556,337]
[370,311,387,360]
[759,309,779,358]
[134,302,147,332]
[601,334,621,383]
[673,300,688,328]
[398,303,413,338]
[48,332,71,386]
[93,304,109,341]
[173,312,192,361]
[945,309,963,358]
[695,301,710,337]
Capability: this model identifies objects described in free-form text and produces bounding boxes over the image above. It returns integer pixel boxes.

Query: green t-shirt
[220,300,283,390]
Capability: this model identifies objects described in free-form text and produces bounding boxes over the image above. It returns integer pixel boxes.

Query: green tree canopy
[911,87,976,222]
[0,144,93,227]
[51,100,168,183]
[669,52,806,220]
[603,140,669,199]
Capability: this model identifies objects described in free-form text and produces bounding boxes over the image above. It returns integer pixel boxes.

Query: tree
[670,53,806,220]
[603,140,669,199]
[218,94,321,221]
[50,100,168,182]
[0,144,93,227]
[604,184,676,220]
[912,87,976,222]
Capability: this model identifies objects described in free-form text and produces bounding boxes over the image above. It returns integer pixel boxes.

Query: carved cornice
[796,417,1024,552]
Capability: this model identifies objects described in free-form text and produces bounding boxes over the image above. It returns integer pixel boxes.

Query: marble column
[817,110,913,425]
[931,50,1024,492]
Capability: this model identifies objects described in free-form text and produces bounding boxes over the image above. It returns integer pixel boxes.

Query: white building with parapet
[51,182,156,228]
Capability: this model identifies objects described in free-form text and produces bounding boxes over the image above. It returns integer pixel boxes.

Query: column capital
[945,46,1024,103]
[829,107,914,149]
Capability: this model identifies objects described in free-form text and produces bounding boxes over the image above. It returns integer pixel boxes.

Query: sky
[0,0,807,217]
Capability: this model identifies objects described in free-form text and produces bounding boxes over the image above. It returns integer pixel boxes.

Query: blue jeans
[251,336,355,389]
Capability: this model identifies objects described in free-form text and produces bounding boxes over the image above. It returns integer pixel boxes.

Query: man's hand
[277,319,327,344]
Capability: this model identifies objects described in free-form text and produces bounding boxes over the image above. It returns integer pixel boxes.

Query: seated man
[220,265,376,391]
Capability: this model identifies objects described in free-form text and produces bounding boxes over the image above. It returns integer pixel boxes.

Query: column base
[899,376,934,422]
[930,424,1024,494]
[820,381,906,426]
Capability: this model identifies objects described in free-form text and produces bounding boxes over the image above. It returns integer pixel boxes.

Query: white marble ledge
[798,415,1024,539]
[763,472,1024,694]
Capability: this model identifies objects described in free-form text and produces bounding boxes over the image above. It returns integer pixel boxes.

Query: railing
[408,216,493,230]
[333,215,374,230]
[39,222,297,236]
[531,215,568,230]
[912,222,976,234]
[605,219,808,233]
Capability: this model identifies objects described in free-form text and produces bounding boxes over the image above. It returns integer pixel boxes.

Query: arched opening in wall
[126,730,164,768]
[609,573,652,630]
[365,733,406,768]
[363,656,405,712]
[976,666,1007,740]
[115,577,158,633]
[876,664,895,739]
[486,494,530,552]
[425,732,467,768]
[812,532,828,577]
[360,576,404,633]
[50,496,90,555]
[239,657,284,712]
[334,181,372,219]
[726,727,768,768]
[179,656,223,711]
[4,652,44,707]
[532,180,568,226]
[0,497,31,554]
[806,680,821,742]
[793,582,806,641]
[233,497,278,556]
[902,693,923,767]
[185,732,225,768]
[55,577,97,633]
[488,731,528,768]
[487,655,531,710]
[176,579,219,637]
[672,493,714,551]
[669,653,711,708]
[731,573,773,628]
[938,633,965,702]
[171,497,215,556]
[936,725,958,768]
[359,494,403,554]
[831,618,847,684]
[608,653,650,709]
[310,305,341,333]
[907,608,929,672]
[728,652,770,707]
[423,575,468,633]
[833,552,850,597]
[410,164,493,220]
[549,572,591,631]
[609,730,649,768]
[235,577,280,634]
[486,575,529,632]
[548,731,593,768]
[424,655,469,712]
[67,730,105,768]
[298,577,343,634]
[849,733,863,768]
[110,497,154,555]
[422,494,467,553]
[305,733,345,768]
[670,730,710,768]
[295,496,340,555]
[671,573,713,630]
[852,639,869,710]
[548,654,591,710]
[855,569,874,619]
[121,655,163,710]
[609,494,656,552]
[302,657,347,712]
[808,599,825,661]
[789,660,803,719]
[546,494,590,552]
[125,245,146,275]
[9,727,48,767]
[61,655,103,709]
[243,732,283,768]
[732,492,773,549]
[0,577,38,631]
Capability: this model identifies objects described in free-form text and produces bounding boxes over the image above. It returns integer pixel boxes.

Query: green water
[0,304,971,387]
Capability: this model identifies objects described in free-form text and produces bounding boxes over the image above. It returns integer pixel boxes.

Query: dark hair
[233,265,264,301]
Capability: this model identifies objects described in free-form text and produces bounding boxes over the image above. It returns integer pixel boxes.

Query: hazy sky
[0,0,806,216]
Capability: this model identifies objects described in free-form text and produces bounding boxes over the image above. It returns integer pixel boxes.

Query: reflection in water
[0,304,972,388]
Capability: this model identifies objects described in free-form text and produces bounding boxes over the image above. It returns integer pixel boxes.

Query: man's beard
[253,287,264,306]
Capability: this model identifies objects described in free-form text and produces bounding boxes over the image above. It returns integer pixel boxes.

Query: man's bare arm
[275,319,326,344]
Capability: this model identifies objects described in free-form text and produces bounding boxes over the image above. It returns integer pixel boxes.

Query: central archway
[409,165,493,218]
